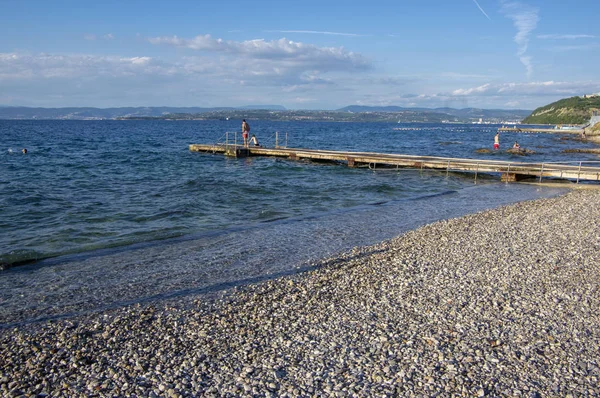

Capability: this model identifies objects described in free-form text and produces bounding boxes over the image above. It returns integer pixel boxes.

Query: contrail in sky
[472,0,491,20]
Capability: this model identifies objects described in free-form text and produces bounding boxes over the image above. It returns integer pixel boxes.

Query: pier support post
[501,173,517,182]
[225,147,250,157]
[501,173,527,182]
[347,157,355,167]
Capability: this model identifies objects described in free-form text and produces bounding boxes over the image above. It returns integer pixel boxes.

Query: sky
[0,0,599,110]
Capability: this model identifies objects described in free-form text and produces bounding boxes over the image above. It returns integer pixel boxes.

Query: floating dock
[189,144,600,183]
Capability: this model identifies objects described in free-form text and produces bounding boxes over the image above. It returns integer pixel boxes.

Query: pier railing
[189,144,600,184]
[208,131,290,151]
[418,158,600,184]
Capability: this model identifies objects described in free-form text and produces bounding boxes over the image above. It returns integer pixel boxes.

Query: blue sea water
[1,120,597,326]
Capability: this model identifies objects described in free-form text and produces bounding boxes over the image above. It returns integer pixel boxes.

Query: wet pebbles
[2,188,600,397]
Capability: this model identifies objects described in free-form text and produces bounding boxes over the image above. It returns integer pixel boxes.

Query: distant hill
[240,105,286,110]
[338,105,418,112]
[0,105,286,120]
[0,106,227,120]
[522,96,600,125]
[151,108,526,123]
[337,105,531,121]
[0,104,528,122]
[170,108,465,123]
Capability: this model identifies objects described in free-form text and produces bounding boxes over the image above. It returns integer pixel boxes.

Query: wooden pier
[498,126,584,134]
[189,144,600,183]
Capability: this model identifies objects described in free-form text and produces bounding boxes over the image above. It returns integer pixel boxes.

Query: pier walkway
[498,126,584,134]
[189,143,600,183]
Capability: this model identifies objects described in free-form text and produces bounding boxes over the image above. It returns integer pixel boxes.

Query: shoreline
[0,182,566,328]
[2,188,600,396]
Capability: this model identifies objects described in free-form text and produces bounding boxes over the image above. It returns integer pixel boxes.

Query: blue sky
[1,0,599,110]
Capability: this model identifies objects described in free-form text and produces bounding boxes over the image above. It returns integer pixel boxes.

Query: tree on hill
[522,95,600,125]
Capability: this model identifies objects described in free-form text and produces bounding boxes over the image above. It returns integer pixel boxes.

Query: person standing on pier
[242,119,250,147]
[494,132,500,150]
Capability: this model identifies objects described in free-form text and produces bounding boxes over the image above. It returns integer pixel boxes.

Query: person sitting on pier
[249,134,260,147]
[513,141,520,149]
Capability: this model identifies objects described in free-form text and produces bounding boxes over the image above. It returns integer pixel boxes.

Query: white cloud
[264,30,363,37]
[546,43,600,52]
[452,83,492,96]
[147,34,370,72]
[537,34,595,40]
[504,100,522,107]
[366,76,415,86]
[123,56,152,65]
[358,79,600,110]
[519,55,533,78]
[451,81,600,97]
[85,33,116,41]
[0,50,369,107]
[501,2,539,79]
[0,53,162,80]
[440,72,495,80]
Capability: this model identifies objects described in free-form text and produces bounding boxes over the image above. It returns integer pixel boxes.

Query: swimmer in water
[22,148,27,154]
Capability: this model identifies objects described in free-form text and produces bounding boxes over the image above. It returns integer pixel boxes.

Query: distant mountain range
[0,106,284,120]
[0,105,530,123]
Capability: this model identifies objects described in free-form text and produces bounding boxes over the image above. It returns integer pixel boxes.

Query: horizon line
[0,104,534,111]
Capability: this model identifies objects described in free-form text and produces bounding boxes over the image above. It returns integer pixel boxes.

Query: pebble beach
[2,188,600,397]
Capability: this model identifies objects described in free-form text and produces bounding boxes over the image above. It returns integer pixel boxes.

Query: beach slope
[2,189,600,397]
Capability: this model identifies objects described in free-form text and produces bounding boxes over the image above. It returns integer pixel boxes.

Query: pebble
[1,189,600,396]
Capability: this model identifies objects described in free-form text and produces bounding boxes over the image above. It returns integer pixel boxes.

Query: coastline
[2,188,600,396]
[0,182,565,328]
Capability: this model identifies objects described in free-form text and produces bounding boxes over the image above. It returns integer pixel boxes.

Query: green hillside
[522,96,600,124]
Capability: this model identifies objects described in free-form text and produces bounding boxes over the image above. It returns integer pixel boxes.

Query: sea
[1,119,598,327]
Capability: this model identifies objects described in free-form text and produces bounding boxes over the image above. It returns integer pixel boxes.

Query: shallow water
[0,120,593,326]
[0,180,568,327]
